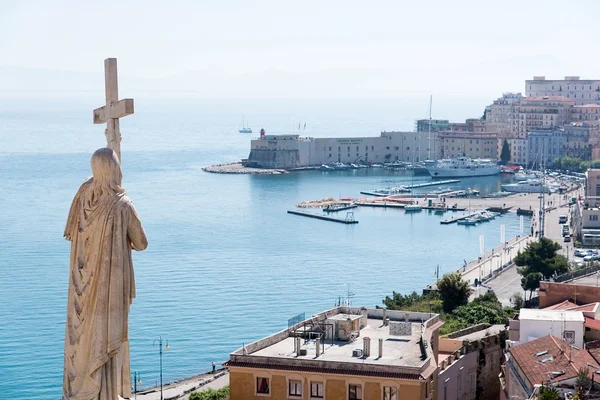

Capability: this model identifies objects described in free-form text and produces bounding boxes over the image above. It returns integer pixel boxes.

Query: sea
[0,97,528,399]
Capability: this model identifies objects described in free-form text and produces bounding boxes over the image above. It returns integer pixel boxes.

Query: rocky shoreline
[202,162,287,175]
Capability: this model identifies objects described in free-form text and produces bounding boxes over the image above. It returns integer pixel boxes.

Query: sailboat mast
[428,95,432,160]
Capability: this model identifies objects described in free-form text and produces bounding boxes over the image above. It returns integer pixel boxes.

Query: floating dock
[405,179,460,189]
[356,202,406,209]
[323,204,358,212]
[287,210,358,224]
[440,211,481,224]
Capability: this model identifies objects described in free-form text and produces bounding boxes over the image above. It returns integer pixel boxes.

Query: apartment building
[512,96,574,139]
[526,76,600,105]
[438,132,498,160]
[226,307,442,400]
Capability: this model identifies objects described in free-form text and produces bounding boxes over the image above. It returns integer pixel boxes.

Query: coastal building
[226,307,443,400]
[246,131,442,169]
[438,132,498,160]
[502,335,596,400]
[416,119,449,133]
[512,96,574,139]
[526,129,564,168]
[571,104,600,121]
[573,168,600,244]
[505,138,528,165]
[526,76,600,105]
[507,308,584,348]
[486,93,523,139]
[563,124,591,160]
[439,324,506,400]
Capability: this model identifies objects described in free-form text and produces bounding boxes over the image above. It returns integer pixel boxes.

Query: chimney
[378,338,383,358]
[382,309,387,325]
[295,337,301,356]
[315,338,321,357]
[360,307,368,328]
[363,337,371,358]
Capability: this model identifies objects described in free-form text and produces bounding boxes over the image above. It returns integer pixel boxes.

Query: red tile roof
[543,300,579,311]
[585,317,600,331]
[225,360,425,380]
[509,335,596,386]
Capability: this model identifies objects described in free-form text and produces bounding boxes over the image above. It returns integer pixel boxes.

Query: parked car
[559,215,568,224]
[584,255,593,262]
[575,249,587,257]
[564,236,571,242]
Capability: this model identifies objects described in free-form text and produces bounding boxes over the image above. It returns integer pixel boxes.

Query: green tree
[538,386,561,400]
[500,139,511,164]
[382,291,423,310]
[514,238,569,280]
[436,272,473,313]
[576,366,591,392]
[521,272,543,300]
[511,292,524,309]
[189,386,230,400]
[451,302,508,326]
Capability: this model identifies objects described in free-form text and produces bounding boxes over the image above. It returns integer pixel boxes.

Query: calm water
[0,98,527,399]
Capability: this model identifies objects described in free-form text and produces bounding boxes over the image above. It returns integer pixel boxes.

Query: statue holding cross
[93,58,134,163]
[62,58,147,400]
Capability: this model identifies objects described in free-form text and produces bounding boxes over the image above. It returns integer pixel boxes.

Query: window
[406,147,410,150]
[394,146,399,150]
[458,374,462,393]
[590,215,598,222]
[349,384,362,400]
[289,380,302,397]
[383,386,398,400]
[310,382,324,398]
[470,373,476,392]
[257,377,270,394]
[328,153,331,158]
[386,146,390,150]
[329,147,332,151]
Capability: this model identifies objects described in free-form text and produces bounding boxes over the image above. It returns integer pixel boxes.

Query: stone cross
[93,58,134,163]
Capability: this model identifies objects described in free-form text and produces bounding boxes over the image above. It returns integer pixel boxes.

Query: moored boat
[426,157,500,178]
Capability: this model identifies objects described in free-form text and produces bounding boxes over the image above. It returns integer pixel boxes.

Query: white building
[246,131,442,169]
[515,309,584,348]
[526,76,600,106]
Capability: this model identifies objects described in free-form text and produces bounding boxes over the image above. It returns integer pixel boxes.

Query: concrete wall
[539,282,600,308]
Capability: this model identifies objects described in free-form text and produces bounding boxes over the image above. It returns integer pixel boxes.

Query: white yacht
[426,157,500,178]
[514,171,539,181]
[501,179,549,193]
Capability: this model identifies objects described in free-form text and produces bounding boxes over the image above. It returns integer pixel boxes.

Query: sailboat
[239,116,252,134]
[405,134,423,212]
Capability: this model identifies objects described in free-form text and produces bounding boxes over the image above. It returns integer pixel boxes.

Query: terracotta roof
[509,335,596,386]
[543,300,578,311]
[585,317,600,331]
[571,303,598,312]
[225,360,424,380]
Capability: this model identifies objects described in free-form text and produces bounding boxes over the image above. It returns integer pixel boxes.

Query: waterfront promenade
[136,370,229,400]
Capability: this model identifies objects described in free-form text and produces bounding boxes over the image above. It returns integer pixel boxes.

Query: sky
[1,0,600,99]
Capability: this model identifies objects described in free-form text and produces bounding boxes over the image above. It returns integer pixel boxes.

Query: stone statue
[63,148,147,400]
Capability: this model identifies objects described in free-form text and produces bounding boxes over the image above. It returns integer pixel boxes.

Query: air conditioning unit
[299,349,308,356]
[352,349,363,357]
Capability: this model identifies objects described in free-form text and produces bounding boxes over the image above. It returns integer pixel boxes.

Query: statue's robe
[63,179,147,400]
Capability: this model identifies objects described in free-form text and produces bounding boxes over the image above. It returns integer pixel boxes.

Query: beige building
[504,138,528,165]
[438,132,498,160]
[526,76,600,105]
[226,307,442,400]
[571,104,600,121]
[512,96,574,139]
[486,93,523,139]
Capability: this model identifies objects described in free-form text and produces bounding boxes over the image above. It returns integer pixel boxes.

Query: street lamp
[132,372,142,400]
[153,336,169,400]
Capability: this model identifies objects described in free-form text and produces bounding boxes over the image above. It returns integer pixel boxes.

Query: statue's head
[90,148,124,195]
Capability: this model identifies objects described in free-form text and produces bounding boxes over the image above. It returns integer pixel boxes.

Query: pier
[287,209,359,224]
[404,179,460,189]
[440,211,482,224]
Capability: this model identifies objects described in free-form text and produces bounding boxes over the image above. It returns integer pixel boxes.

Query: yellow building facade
[226,307,441,400]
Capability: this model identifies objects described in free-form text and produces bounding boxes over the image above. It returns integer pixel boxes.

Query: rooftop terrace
[228,307,442,380]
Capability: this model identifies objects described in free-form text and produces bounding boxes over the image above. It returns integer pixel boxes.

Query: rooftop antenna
[346,283,355,308]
